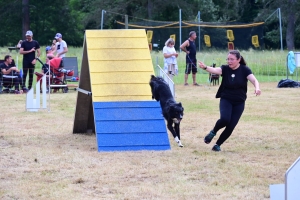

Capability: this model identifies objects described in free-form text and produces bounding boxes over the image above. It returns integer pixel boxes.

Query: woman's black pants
[213,98,245,146]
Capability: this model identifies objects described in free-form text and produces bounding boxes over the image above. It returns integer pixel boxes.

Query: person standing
[198,50,261,151]
[163,38,178,80]
[54,33,68,58]
[180,31,199,86]
[20,30,41,92]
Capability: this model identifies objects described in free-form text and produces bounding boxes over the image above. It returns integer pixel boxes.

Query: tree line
[0,0,299,50]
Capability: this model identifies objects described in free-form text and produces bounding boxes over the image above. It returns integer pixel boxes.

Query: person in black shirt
[198,50,261,151]
[180,31,199,86]
[0,55,23,94]
[180,31,200,86]
[20,30,41,92]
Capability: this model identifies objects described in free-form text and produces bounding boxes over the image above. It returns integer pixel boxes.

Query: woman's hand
[247,74,261,96]
[254,89,261,96]
[198,61,206,69]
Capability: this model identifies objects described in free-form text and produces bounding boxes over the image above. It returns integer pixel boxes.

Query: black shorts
[185,63,197,74]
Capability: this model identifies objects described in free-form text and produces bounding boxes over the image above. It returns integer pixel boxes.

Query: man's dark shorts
[185,63,197,74]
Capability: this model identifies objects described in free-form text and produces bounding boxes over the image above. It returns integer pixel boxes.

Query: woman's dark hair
[228,50,246,65]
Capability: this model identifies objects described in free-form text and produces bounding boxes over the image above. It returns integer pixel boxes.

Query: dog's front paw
[174,137,184,147]
[177,141,184,147]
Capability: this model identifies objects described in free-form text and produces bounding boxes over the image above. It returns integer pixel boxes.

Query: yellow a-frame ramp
[73,30,170,151]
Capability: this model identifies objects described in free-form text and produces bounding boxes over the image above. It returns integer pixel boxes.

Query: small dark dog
[209,63,219,86]
[149,75,184,147]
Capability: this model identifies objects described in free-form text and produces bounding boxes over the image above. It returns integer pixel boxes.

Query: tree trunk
[147,0,153,19]
[22,0,30,40]
[286,0,296,50]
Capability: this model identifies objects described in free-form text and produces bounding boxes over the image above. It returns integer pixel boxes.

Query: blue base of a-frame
[93,101,171,151]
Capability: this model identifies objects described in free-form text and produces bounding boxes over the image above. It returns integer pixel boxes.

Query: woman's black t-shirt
[219,65,252,102]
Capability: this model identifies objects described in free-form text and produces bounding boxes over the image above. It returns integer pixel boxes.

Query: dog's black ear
[178,102,183,108]
[177,102,184,111]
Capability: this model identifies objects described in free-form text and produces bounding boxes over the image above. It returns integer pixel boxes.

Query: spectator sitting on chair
[42,46,70,92]
[35,46,54,93]
[37,46,55,78]
[0,55,23,94]
[51,39,57,52]
[46,46,54,64]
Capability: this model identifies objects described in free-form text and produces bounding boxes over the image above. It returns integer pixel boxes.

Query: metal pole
[125,15,128,29]
[264,8,283,51]
[286,55,288,79]
[278,8,283,51]
[198,11,201,52]
[179,9,182,52]
[101,10,106,30]
[156,56,159,76]
[76,87,92,96]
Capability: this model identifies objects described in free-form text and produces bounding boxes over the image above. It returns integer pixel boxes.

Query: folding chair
[62,57,79,81]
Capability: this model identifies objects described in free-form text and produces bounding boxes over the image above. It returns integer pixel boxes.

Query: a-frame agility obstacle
[73,30,171,151]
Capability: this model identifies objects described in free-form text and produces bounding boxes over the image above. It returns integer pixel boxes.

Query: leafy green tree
[80,0,219,29]
[255,0,300,50]
[28,0,83,46]
[1,0,299,50]
[0,0,84,47]
[0,0,22,46]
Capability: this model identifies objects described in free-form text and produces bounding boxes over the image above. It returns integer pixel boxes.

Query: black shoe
[204,130,216,144]
[22,87,29,93]
[212,144,221,151]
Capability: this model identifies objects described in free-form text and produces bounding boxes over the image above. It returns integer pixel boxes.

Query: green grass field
[151,49,294,84]
[1,82,299,199]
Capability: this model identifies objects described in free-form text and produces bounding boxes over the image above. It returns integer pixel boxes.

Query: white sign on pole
[26,75,47,112]
[285,157,300,200]
[270,184,284,200]
[270,157,300,200]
